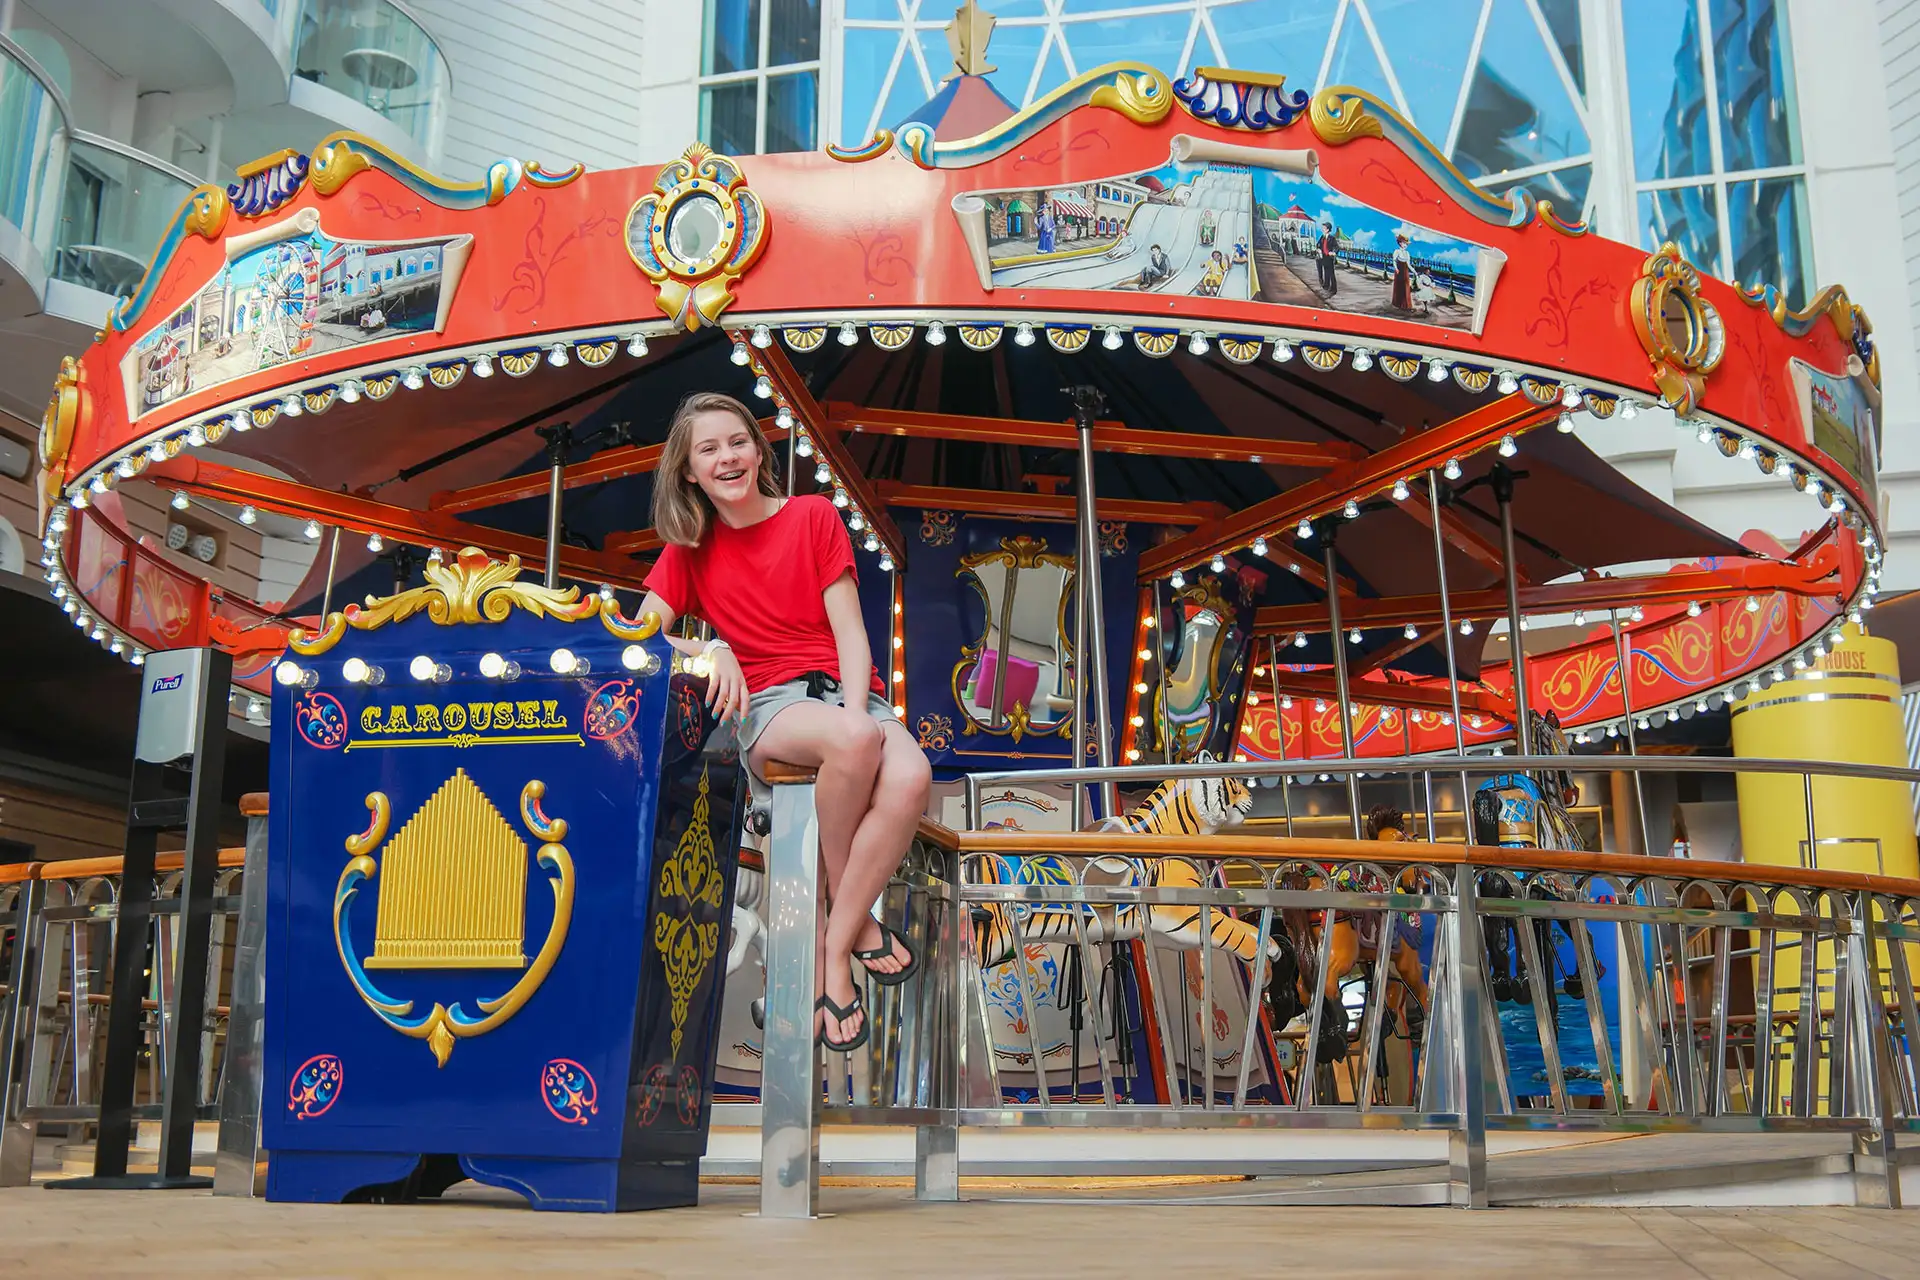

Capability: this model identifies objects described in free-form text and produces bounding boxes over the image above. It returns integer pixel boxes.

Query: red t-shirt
[644,495,884,695]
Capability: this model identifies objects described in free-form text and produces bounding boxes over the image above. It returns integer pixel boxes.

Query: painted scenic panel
[963,156,1500,332]
[1790,358,1878,504]
[123,224,471,417]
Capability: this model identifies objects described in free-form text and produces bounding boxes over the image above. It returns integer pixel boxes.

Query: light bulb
[129,651,144,666]
[621,644,657,673]
[1130,715,1145,728]
[1013,322,1035,346]
[304,519,321,540]
[1187,331,1210,356]
[1293,632,1307,649]
[1392,479,1409,501]
[1697,423,1714,444]
[815,462,832,484]
[427,547,443,564]
[1696,698,1709,713]
[1404,622,1418,639]
[275,660,314,688]
[147,441,168,462]
[1736,437,1756,460]
[342,657,382,685]
[471,354,494,378]
[1459,618,1474,635]
[794,431,812,456]
[409,655,450,683]
[1170,570,1185,589]
[863,533,880,552]
[1561,383,1582,408]
[550,648,585,675]
[1619,399,1638,420]
[878,553,894,571]
[238,505,258,526]
[775,405,794,432]
[1498,434,1517,458]
[1251,536,1268,557]
[367,532,384,552]
[1557,411,1575,433]
[1427,359,1448,382]
[1637,717,1651,730]
[1101,326,1123,351]
[1573,609,1586,625]
[832,488,849,508]
[89,474,108,494]
[1496,370,1519,394]
[1272,339,1294,362]
[1296,518,1313,540]
[731,342,751,366]
[1281,696,1293,709]
[750,324,772,348]
[1247,692,1260,705]
[479,652,521,680]
[1519,616,1530,631]
[1443,458,1462,480]
[1349,628,1362,644]
[547,343,569,367]
[753,375,772,398]
[1746,596,1760,613]
[1314,699,1327,713]
[1606,725,1619,738]
[171,490,190,510]
[401,366,426,391]
[849,511,865,531]
[1134,681,1149,694]
[1343,499,1359,519]
[1210,554,1226,572]
[1630,606,1644,622]
[1687,601,1701,617]
[829,321,858,347]
[115,458,136,479]
[925,322,946,346]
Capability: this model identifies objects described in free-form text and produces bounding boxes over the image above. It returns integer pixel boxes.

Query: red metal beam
[604,528,664,556]
[1351,625,1445,676]
[827,402,1360,468]
[1393,487,1512,579]
[1137,393,1560,581]
[148,458,651,590]
[755,348,906,566]
[1251,561,1838,635]
[428,423,790,514]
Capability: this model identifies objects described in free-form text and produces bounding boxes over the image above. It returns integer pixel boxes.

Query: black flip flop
[853,922,919,987]
[816,990,869,1053]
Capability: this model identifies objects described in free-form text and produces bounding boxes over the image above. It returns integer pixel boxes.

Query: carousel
[19,15,1918,1215]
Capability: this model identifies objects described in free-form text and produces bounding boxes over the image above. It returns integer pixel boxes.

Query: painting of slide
[962,153,1499,332]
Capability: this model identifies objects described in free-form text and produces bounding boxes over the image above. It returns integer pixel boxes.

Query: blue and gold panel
[263,553,738,1213]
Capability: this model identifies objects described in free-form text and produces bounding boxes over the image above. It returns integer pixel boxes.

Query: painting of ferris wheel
[123,225,473,418]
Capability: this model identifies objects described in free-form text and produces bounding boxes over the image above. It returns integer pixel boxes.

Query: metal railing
[0,817,263,1186]
[755,752,1920,1214]
[0,34,73,273]
[54,134,200,298]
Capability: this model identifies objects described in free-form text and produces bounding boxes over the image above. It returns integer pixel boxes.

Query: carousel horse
[1470,710,1603,1011]
[968,762,1278,968]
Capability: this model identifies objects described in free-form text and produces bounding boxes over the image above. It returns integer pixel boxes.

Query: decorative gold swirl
[345,792,391,856]
[600,608,662,641]
[309,141,371,196]
[1087,68,1174,124]
[349,547,599,629]
[1537,649,1618,718]
[654,766,725,1060]
[288,611,349,655]
[37,356,79,522]
[1639,619,1712,683]
[183,186,231,241]
[1308,90,1385,144]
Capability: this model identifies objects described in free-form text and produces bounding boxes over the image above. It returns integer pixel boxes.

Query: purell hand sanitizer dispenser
[48,646,231,1192]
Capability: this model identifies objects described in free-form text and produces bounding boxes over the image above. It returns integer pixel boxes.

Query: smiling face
[683,407,763,509]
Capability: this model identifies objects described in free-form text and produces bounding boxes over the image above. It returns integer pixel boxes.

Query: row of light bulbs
[276,643,664,691]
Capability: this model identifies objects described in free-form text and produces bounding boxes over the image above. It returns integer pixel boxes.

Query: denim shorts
[738,676,898,805]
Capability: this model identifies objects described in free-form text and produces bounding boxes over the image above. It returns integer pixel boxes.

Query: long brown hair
[652,391,781,547]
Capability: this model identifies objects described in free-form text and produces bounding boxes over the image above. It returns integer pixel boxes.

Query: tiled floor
[2,1181,1917,1277]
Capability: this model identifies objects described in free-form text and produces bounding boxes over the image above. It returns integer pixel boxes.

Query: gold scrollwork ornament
[1629,242,1726,416]
[653,766,726,1060]
[625,142,769,331]
[37,356,80,526]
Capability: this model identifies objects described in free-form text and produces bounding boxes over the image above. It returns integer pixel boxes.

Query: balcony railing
[53,135,200,300]
[0,34,72,275]
[293,0,449,160]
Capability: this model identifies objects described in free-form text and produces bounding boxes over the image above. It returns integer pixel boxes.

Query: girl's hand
[706,645,750,725]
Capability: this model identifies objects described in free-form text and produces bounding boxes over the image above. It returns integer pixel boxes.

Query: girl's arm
[631,590,705,657]
[635,588,749,721]
[821,570,873,704]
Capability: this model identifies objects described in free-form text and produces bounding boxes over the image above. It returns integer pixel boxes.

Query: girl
[636,392,932,1051]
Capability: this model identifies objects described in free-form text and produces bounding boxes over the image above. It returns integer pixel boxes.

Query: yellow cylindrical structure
[1730,625,1916,880]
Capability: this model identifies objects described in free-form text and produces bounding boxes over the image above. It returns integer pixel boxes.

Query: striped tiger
[971,763,1277,968]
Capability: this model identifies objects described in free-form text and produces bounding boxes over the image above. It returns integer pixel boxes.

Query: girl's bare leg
[822,723,932,990]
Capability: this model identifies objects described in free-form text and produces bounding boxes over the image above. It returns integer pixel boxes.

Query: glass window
[1369,0,1482,138]
[769,0,820,66]
[703,0,762,75]
[1455,0,1588,179]
[1727,175,1809,305]
[1709,0,1799,172]
[1064,10,1196,81]
[701,81,758,157]
[1207,1,1339,86]
[840,29,899,145]
[766,70,819,154]
[1622,0,1711,182]
[1484,162,1592,220]
[1639,184,1721,276]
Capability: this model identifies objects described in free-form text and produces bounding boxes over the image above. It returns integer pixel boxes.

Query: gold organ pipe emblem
[365,768,528,969]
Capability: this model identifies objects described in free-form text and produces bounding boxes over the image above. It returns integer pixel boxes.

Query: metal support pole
[213,804,271,1196]
[1321,526,1362,836]
[0,877,46,1185]
[1610,611,1652,853]
[1155,580,1173,764]
[760,778,822,1219]
[1427,471,1471,829]
[1491,464,1530,743]
[318,525,341,620]
[1267,636,1286,764]
[1450,862,1490,1208]
[1847,895,1901,1207]
[1068,386,1117,818]
[536,421,572,589]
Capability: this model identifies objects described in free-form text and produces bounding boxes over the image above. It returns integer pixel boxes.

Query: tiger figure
[971,760,1278,968]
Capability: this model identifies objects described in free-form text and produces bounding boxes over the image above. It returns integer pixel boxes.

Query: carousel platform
[0,1163,1915,1277]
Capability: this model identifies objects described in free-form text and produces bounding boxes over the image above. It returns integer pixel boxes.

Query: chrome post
[1490,464,1531,739]
[536,421,571,590]
[1426,471,1470,818]
[213,809,270,1196]
[0,877,46,1186]
[1450,862,1489,1208]
[1157,580,1174,765]
[1320,526,1362,836]
[760,779,822,1219]
[916,843,959,1202]
[1609,611,1652,853]
[1069,386,1118,817]
[318,524,341,620]
[1847,895,1901,1207]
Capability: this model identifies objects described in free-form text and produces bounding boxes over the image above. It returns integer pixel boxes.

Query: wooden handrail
[956,831,1920,898]
[35,848,248,882]
[239,792,269,817]
[0,862,41,886]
